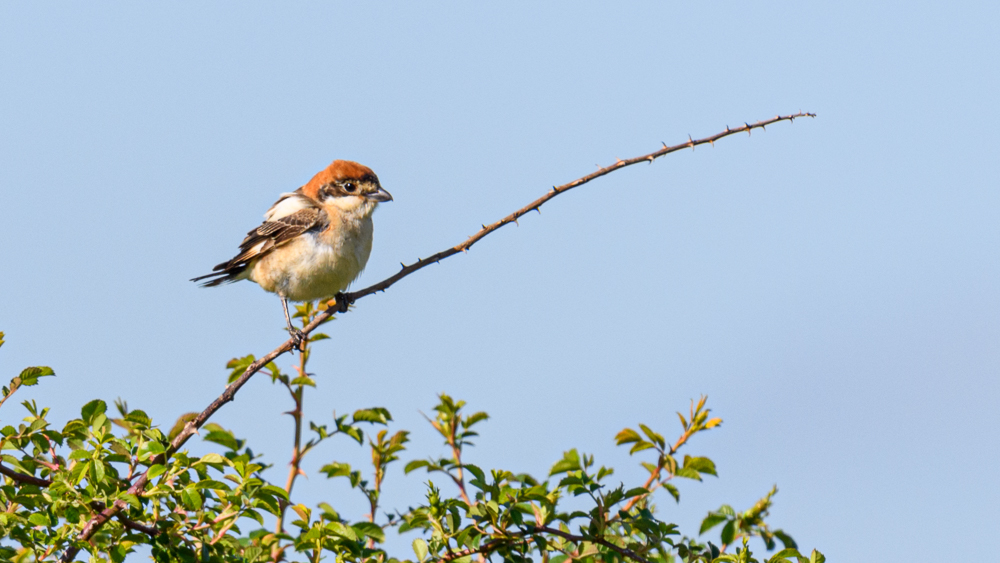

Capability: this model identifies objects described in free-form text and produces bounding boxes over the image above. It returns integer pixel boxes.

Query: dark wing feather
[191,207,328,286]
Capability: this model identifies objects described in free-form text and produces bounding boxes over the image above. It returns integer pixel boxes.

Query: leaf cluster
[0,328,824,563]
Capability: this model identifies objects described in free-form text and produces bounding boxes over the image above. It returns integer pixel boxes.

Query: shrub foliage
[0,316,823,563]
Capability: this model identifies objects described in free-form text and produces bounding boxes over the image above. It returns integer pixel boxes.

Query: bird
[192,159,392,346]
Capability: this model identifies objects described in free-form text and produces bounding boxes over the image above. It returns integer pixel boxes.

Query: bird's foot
[333,292,353,313]
[288,327,307,351]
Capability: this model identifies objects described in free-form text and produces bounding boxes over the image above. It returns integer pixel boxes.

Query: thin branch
[447,421,473,507]
[58,112,814,561]
[275,347,309,537]
[0,462,52,487]
[89,501,159,537]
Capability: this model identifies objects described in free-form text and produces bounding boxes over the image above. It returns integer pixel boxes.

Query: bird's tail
[190,263,247,287]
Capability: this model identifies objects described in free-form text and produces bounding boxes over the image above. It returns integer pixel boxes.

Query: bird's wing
[192,206,329,286]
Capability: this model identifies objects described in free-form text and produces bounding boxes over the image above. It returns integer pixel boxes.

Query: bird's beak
[367,186,393,202]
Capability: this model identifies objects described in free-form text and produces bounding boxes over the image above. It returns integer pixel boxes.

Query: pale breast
[249,215,374,302]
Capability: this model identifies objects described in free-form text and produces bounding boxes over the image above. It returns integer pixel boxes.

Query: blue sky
[1,2,998,561]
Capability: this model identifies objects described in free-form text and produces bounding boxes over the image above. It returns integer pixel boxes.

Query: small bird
[192,160,392,345]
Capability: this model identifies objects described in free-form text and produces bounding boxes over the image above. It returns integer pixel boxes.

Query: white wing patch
[265,193,314,221]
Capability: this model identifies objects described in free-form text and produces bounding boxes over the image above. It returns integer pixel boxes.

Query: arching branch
[58,112,814,561]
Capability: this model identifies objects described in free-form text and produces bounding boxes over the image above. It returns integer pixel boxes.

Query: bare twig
[58,112,813,561]
[275,347,309,537]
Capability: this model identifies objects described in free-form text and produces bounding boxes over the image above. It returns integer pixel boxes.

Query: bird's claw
[333,292,353,314]
[288,327,307,351]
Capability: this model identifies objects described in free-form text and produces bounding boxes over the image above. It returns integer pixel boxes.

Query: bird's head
[303,160,393,218]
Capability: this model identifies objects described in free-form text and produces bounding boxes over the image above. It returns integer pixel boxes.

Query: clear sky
[1,2,998,561]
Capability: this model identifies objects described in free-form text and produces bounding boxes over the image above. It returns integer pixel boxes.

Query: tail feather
[190,263,248,287]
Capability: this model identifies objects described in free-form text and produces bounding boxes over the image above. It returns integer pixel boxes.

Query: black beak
[368,186,393,202]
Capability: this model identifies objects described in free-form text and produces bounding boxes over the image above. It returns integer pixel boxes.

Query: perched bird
[192,160,392,344]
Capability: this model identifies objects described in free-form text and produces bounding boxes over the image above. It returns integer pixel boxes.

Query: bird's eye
[344,182,356,193]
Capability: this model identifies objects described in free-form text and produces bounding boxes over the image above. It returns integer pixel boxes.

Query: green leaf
[139,441,165,461]
[194,480,231,491]
[181,487,203,510]
[622,486,649,499]
[770,529,796,549]
[663,482,681,503]
[412,538,429,562]
[18,366,55,386]
[352,521,385,543]
[674,466,703,480]
[81,399,107,424]
[68,449,93,461]
[120,494,141,509]
[404,459,430,474]
[353,407,392,425]
[91,459,106,483]
[699,513,728,535]
[226,355,256,384]
[261,484,290,500]
[463,411,489,428]
[683,456,717,477]
[203,426,242,451]
[325,521,357,541]
[549,449,581,476]
[630,441,655,454]
[615,428,642,445]
[320,462,353,479]
[91,413,108,431]
[292,504,311,523]
[147,464,167,479]
[464,463,485,483]
[720,520,736,545]
[638,423,666,449]
[810,550,826,563]
[28,512,51,527]
[123,410,151,427]
[767,548,802,563]
[198,453,227,465]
